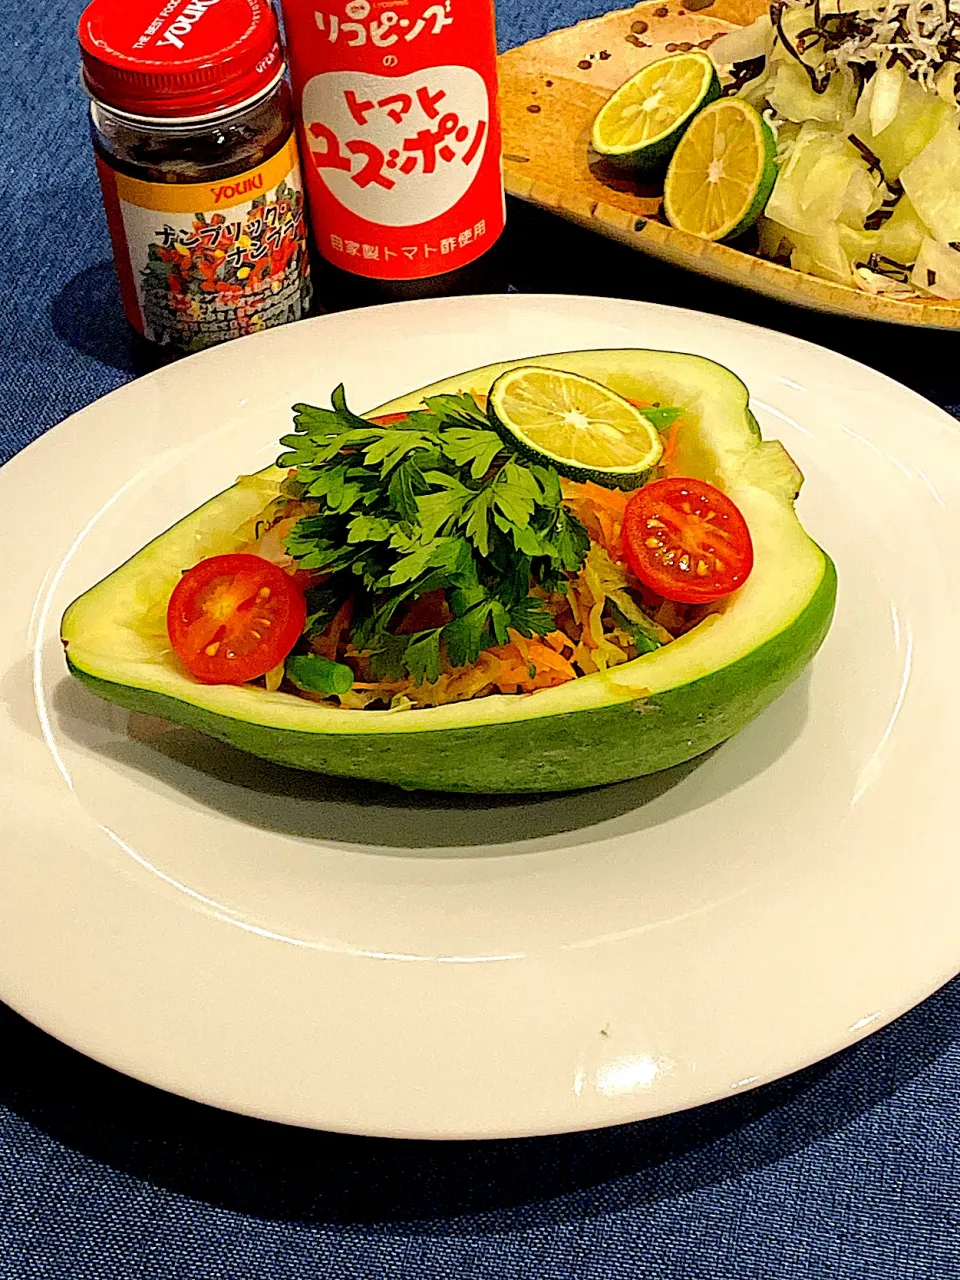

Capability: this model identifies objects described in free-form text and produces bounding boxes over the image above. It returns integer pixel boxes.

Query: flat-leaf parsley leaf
[279,387,591,685]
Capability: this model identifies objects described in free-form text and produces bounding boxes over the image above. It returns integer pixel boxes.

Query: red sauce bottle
[278,0,506,307]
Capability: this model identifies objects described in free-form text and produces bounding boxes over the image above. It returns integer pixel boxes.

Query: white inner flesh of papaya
[62,352,827,736]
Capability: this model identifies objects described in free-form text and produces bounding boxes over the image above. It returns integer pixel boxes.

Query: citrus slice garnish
[488,366,663,487]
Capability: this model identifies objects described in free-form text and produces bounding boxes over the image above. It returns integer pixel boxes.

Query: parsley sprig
[278,387,590,684]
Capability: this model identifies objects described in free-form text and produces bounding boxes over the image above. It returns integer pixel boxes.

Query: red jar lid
[78,0,283,120]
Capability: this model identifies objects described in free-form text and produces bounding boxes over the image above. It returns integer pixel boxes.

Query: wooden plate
[498,0,960,329]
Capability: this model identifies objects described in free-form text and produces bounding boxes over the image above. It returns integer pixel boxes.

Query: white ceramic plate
[3,295,959,1140]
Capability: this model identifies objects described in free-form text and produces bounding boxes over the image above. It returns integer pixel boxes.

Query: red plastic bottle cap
[78,0,284,120]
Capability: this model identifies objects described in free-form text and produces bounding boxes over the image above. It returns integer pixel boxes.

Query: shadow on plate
[2,971,957,1229]
[48,669,811,851]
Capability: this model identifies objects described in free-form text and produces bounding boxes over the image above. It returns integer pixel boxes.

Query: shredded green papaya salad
[164,368,754,710]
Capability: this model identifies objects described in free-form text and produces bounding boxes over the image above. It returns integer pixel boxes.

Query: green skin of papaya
[62,349,837,794]
[67,557,834,793]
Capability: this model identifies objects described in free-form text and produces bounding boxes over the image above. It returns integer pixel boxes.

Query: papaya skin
[61,349,836,793]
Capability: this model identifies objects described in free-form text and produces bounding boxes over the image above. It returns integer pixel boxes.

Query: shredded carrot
[327,598,353,657]
[499,665,532,684]
[526,642,576,678]
[574,480,629,519]
[507,628,531,662]
[597,509,617,554]
[561,480,629,560]
[660,419,684,474]
[481,637,578,693]
[311,598,353,660]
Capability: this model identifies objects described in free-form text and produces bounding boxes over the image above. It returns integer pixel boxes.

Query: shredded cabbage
[733,0,960,298]
[912,236,960,297]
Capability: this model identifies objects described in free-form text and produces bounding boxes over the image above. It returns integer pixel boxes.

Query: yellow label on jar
[98,136,312,351]
[114,138,303,214]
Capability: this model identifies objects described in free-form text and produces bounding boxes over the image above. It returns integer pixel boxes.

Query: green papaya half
[61,350,836,793]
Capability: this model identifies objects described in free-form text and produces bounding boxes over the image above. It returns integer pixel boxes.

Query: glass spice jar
[78,0,313,356]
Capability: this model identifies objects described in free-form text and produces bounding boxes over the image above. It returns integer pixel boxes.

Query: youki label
[282,0,504,280]
[96,137,313,351]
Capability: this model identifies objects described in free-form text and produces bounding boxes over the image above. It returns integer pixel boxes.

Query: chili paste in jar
[79,0,313,354]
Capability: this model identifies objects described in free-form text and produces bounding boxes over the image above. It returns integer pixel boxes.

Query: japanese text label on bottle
[281,0,505,281]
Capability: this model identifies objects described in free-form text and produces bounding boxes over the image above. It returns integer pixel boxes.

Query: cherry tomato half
[167,554,306,684]
[622,477,754,604]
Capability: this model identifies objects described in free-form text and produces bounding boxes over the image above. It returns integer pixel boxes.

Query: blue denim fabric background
[3,3,960,1277]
